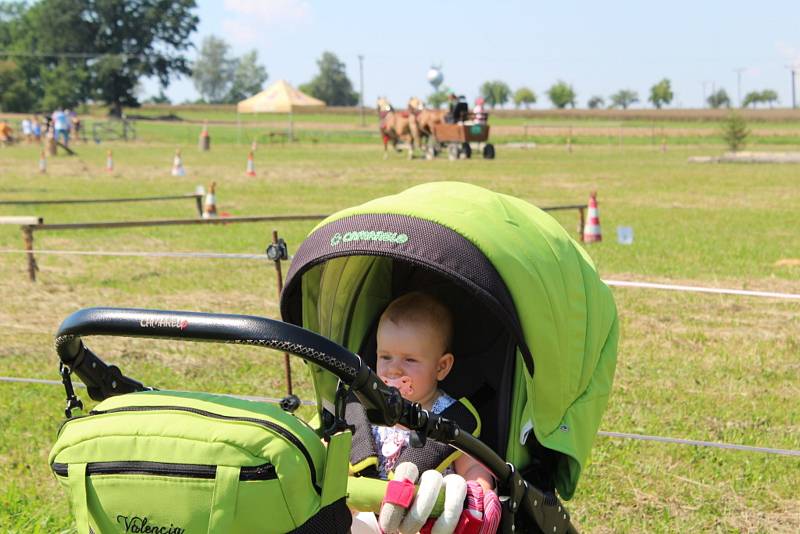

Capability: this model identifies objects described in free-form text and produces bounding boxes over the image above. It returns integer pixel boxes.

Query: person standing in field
[69,109,81,143]
[53,108,70,147]
[32,116,42,142]
[21,117,32,143]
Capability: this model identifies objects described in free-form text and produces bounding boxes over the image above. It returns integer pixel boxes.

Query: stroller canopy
[281,182,618,499]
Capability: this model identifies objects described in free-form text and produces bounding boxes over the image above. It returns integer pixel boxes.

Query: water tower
[427,66,444,91]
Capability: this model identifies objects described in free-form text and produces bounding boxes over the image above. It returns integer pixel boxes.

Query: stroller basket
[52,306,576,533]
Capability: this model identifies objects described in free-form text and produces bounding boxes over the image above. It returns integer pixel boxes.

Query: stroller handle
[55,307,367,400]
[54,307,403,427]
[55,307,577,533]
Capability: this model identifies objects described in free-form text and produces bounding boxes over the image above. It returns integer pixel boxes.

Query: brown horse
[377,97,420,159]
[408,97,446,157]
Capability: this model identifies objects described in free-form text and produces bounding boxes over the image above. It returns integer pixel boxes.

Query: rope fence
[2,246,797,300]
[2,375,796,457]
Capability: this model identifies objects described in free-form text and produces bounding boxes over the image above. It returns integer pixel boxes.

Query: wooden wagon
[430,122,495,160]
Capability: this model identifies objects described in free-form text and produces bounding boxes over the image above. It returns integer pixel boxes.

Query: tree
[649,78,673,109]
[20,0,198,115]
[547,81,576,109]
[587,96,605,109]
[480,80,511,108]
[609,89,639,109]
[721,113,749,152]
[226,50,268,102]
[300,51,358,106]
[192,36,236,103]
[427,89,449,109]
[742,91,763,108]
[512,87,536,108]
[0,60,33,112]
[760,89,779,108]
[39,59,87,111]
[707,89,731,109]
[146,89,172,105]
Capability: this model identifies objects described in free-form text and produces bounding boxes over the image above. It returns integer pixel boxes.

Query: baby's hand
[381,376,414,397]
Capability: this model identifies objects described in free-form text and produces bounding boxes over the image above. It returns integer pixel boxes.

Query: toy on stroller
[49,182,618,533]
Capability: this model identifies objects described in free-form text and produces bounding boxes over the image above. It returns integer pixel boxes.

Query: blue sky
[144,0,800,109]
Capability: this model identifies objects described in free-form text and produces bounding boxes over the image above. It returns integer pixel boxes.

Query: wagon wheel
[462,143,472,159]
[448,144,459,161]
[483,143,495,160]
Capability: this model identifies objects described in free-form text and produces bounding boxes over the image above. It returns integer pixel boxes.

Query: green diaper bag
[49,390,353,533]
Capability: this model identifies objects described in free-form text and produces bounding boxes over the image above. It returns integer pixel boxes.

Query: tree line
[0,2,783,113]
[0,1,358,113]
[448,79,780,110]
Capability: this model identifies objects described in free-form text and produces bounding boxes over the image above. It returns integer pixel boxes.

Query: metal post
[358,54,365,127]
[735,67,745,107]
[22,226,37,282]
[791,69,797,109]
[271,229,293,396]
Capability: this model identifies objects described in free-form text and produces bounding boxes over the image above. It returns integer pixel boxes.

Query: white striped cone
[245,151,256,176]
[171,149,185,176]
[583,192,602,242]
[106,150,114,173]
[202,182,218,219]
[38,150,47,174]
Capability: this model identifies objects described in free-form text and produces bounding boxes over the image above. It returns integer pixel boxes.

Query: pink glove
[480,490,501,534]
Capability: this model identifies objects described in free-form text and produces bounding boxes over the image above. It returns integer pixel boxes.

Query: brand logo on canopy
[330,231,409,247]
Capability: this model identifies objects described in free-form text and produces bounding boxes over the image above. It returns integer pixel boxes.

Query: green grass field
[1,124,798,532]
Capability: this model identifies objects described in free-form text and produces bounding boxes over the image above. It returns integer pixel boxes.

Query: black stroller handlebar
[55,307,407,427]
[54,307,577,534]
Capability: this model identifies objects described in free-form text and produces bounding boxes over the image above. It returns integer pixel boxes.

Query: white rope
[597,431,800,457]
[2,376,797,456]
[1,248,798,299]
[604,279,800,300]
[0,249,270,261]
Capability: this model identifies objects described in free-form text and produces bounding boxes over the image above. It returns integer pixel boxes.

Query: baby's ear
[436,353,455,381]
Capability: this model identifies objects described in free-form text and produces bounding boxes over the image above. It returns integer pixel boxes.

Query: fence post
[578,207,586,242]
[268,229,293,397]
[22,226,37,282]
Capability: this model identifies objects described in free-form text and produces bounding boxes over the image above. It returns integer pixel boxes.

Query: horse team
[377,97,446,160]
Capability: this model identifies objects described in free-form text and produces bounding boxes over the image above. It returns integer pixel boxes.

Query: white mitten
[378,462,419,534]
[399,469,443,534]
[431,474,468,534]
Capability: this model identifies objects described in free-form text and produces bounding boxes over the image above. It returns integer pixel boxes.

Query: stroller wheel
[483,144,495,159]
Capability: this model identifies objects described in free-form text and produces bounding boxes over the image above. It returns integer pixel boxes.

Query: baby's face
[376,319,452,406]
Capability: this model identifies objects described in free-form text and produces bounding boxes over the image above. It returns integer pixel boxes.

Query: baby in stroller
[350,291,501,533]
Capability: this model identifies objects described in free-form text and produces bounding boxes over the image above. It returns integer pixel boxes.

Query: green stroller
[50,182,618,533]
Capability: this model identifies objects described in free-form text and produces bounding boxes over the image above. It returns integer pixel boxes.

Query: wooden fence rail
[15,205,586,282]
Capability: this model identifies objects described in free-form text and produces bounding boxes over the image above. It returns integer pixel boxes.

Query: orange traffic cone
[171,149,185,176]
[583,192,602,242]
[199,120,210,151]
[245,151,256,176]
[38,149,47,174]
[202,182,218,219]
[105,149,114,173]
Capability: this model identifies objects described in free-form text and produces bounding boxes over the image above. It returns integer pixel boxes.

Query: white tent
[236,80,325,113]
[236,81,325,142]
